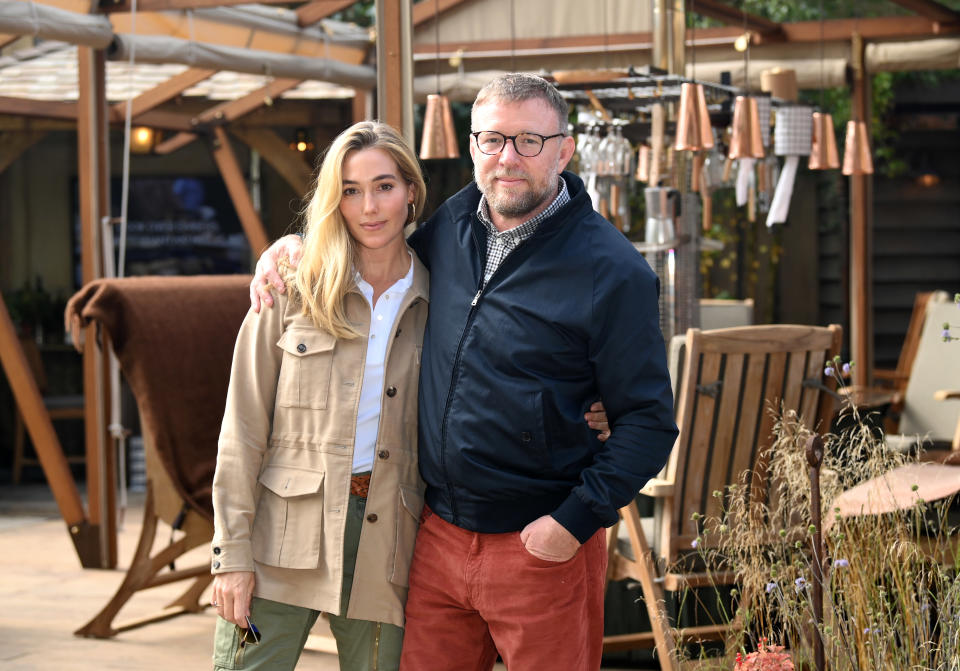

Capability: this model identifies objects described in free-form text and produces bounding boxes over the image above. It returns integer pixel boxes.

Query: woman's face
[339,147,414,255]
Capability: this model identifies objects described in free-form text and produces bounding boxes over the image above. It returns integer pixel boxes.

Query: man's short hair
[472,73,569,134]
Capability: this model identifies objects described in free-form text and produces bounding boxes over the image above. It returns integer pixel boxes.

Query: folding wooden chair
[66,275,250,637]
[874,290,949,396]
[604,324,843,670]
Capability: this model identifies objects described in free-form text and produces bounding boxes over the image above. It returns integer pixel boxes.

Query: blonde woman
[209,121,428,671]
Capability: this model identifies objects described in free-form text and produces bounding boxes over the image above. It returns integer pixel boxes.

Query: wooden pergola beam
[96,0,294,12]
[886,0,960,23]
[691,0,784,37]
[156,77,303,153]
[0,96,197,131]
[413,14,960,60]
[108,67,215,122]
[412,0,476,27]
[229,127,313,197]
[209,126,269,255]
[0,129,48,175]
[295,0,357,27]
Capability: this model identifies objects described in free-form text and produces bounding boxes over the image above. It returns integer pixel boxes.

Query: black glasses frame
[471,131,565,157]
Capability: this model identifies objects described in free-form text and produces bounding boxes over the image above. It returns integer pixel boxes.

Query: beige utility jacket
[211,253,429,627]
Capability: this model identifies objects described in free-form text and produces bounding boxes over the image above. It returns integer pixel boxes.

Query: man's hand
[250,234,304,312]
[585,401,610,442]
[211,571,255,627]
[520,515,581,562]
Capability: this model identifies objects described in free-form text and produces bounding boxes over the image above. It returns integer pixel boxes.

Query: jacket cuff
[210,539,254,573]
[551,493,607,544]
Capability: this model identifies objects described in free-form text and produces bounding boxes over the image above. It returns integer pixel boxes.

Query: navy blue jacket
[408,171,678,543]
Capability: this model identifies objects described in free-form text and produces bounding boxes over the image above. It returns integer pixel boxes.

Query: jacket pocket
[390,484,424,587]
[276,329,336,409]
[251,465,325,569]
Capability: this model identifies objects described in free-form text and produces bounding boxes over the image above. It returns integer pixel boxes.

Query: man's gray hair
[472,73,569,133]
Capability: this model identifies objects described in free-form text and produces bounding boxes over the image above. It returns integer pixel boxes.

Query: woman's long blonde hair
[293,121,426,339]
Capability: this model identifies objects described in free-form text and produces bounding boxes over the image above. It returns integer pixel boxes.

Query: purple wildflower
[841,362,851,376]
[691,538,699,549]
[766,581,777,594]
[834,558,849,568]
[794,577,807,593]
[824,366,835,377]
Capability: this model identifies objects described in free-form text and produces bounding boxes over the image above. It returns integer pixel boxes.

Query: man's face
[470,98,575,229]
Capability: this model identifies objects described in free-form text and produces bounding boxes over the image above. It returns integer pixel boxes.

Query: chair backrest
[890,291,950,391]
[66,275,251,521]
[899,299,960,442]
[659,324,842,562]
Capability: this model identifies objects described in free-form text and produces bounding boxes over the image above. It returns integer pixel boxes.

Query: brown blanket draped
[65,275,252,521]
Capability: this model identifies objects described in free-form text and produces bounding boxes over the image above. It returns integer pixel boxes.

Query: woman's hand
[250,234,304,312]
[585,401,610,442]
[212,571,255,627]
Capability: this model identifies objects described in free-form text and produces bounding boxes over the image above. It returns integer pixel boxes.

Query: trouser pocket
[212,616,244,669]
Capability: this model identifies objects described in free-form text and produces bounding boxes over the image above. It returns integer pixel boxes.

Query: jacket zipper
[437,218,533,522]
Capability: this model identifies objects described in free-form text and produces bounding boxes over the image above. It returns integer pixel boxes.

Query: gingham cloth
[756,95,773,147]
[476,178,569,286]
[774,106,814,156]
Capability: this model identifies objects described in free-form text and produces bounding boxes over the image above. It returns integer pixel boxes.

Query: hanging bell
[674,83,714,152]
[419,93,460,160]
[808,112,840,170]
[727,96,764,159]
[635,143,651,182]
[841,120,874,175]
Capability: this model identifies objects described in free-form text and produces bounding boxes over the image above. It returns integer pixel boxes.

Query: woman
[210,120,428,671]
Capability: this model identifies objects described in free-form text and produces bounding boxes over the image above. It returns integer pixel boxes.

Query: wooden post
[375,0,414,144]
[848,33,873,387]
[806,435,826,671]
[76,45,117,568]
[210,126,269,256]
[0,297,91,538]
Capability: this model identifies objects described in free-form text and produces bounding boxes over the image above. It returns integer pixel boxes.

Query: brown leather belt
[350,473,371,498]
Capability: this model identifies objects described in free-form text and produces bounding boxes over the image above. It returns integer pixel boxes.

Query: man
[251,73,677,670]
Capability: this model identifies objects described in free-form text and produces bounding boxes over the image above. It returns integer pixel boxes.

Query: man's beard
[477,169,555,219]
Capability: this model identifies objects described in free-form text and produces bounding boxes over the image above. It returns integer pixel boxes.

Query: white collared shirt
[352,253,414,473]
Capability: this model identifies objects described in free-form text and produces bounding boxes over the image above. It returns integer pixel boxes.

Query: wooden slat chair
[886,298,960,457]
[66,275,250,638]
[604,324,843,670]
[874,290,949,396]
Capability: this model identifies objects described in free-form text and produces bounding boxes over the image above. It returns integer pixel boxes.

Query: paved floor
[0,484,646,670]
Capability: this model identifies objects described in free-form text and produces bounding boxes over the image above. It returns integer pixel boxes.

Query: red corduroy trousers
[399,506,607,671]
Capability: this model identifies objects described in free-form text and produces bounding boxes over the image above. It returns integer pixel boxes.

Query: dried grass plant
[682,376,960,670]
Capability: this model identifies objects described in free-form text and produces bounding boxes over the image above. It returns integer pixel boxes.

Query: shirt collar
[477,177,569,239]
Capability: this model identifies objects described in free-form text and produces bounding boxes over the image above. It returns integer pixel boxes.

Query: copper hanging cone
[808,112,840,170]
[635,143,651,182]
[674,83,714,151]
[841,120,874,175]
[728,96,764,159]
[419,93,460,160]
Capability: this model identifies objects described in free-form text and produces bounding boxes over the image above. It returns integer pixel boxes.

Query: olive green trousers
[213,494,403,671]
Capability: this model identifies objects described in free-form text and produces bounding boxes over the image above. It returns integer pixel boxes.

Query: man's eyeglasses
[471,131,565,157]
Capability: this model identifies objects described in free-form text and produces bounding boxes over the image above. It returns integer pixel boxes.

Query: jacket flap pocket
[259,466,324,498]
[399,484,424,520]
[276,329,336,357]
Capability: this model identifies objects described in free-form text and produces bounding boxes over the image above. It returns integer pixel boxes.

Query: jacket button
[521,431,532,443]
[378,449,390,460]
[296,343,306,353]
[366,513,378,523]
[212,560,221,569]
[213,546,221,555]
[385,386,397,397]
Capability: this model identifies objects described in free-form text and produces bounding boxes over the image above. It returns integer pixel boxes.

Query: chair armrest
[639,478,674,498]
[934,389,960,401]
